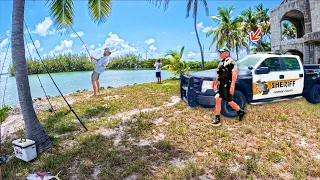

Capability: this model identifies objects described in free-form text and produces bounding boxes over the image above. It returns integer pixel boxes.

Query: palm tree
[238,7,257,54]
[231,29,249,60]
[147,0,208,70]
[282,22,296,40]
[255,3,270,52]
[206,6,242,51]
[186,0,209,70]
[11,0,112,151]
[162,46,190,77]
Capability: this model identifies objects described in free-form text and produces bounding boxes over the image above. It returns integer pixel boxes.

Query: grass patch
[2,79,320,179]
[267,150,283,163]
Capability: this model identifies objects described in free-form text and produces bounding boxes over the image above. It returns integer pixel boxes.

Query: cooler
[12,138,37,162]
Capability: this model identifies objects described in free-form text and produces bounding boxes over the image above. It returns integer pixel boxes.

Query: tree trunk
[193,2,205,70]
[12,0,52,151]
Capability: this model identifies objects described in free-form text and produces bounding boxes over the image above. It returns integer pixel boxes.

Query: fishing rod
[24,22,88,131]
[24,36,58,119]
[70,27,91,57]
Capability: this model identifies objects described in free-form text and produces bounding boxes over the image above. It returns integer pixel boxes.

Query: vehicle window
[258,58,281,72]
[284,57,300,70]
[237,55,263,68]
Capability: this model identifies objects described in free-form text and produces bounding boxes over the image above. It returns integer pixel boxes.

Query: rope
[24,22,88,131]
[24,37,58,119]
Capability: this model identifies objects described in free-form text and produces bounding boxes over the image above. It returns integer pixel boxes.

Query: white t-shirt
[154,62,162,72]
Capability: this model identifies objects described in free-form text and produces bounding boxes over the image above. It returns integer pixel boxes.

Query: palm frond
[186,0,193,18]
[192,0,198,19]
[201,0,209,16]
[147,0,170,11]
[88,0,112,26]
[46,0,75,30]
[179,46,185,59]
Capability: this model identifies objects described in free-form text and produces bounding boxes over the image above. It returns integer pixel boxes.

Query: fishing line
[24,22,88,131]
[70,27,91,57]
[1,59,12,109]
[24,36,58,119]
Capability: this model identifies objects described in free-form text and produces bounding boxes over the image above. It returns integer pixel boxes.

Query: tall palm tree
[231,29,249,60]
[147,0,208,70]
[162,46,190,77]
[11,0,112,151]
[239,7,257,54]
[186,0,209,70]
[206,6,242,51]
[255,3,270,52]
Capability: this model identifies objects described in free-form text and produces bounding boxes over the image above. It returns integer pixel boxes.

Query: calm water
[0,70,175,107]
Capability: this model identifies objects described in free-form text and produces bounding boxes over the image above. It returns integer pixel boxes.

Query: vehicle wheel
[305,84,320,104]
[221,90,246,118]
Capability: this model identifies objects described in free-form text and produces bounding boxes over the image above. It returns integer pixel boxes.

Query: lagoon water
[0,70,175,107]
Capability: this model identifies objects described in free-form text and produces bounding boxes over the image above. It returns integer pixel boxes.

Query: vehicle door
[281,56,304,95]
[252,57,287,100]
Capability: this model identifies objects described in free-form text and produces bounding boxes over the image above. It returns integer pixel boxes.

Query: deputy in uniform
[212,47,246,126]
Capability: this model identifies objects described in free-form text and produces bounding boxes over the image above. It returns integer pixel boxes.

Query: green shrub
[0,105,12,123]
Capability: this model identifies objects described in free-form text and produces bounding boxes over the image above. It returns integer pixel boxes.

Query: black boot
[212,115,221,126]
[237,109,246,121]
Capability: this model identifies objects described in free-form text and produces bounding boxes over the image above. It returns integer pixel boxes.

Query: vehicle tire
[221,90,246,118]
[305,84,320,104]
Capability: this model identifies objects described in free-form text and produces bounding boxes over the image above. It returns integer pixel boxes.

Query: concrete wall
[310,0,320,32]
[270,0,307,50]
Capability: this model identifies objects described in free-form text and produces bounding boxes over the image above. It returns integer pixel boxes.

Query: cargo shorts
[91,71,100,83]
[218,83,233,102]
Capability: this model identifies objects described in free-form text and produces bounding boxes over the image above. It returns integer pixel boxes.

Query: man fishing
[90,47,111,96]
[211,47,246,126]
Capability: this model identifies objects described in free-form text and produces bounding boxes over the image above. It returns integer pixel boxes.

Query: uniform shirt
[154,62,162,72]
[217,57,237,85]
[93,56,110,74]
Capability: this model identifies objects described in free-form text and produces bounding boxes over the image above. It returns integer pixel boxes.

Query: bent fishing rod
[24,22,88,131]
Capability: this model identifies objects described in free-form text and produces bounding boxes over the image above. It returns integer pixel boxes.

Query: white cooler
[12,138,37,162]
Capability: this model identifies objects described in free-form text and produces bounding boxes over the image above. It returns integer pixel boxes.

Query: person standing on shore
[154,59,162,84]
[90,47,111,96]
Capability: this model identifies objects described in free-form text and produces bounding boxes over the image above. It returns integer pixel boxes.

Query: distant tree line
[10,53,220,75]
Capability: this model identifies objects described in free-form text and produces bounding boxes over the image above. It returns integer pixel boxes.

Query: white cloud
[25,40,44,59]
[202,26,213,33]
[88,32,137,58]
[30,17,55,36]
[187,51,197,59]
[149,45,157,51]
[54,40,73,54]
[144,38,155,44]
[197,22,204,30]
[70,31,84,38]
[90,45,95,49]
[195,22,212,33]
[0,38,9,48]
[6,30,10,37]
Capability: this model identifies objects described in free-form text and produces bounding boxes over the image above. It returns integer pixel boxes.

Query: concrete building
[270,0,320,64]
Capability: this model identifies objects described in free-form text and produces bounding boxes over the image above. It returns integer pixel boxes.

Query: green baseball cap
[218,47,230,53]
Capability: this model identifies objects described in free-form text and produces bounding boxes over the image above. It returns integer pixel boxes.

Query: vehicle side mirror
[255,67,270,74]
[248,66,253,70]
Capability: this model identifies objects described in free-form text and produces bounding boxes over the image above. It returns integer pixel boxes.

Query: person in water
[90,47,111,96]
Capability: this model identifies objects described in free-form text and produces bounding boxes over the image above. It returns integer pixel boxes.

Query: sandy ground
[1,92,81,142]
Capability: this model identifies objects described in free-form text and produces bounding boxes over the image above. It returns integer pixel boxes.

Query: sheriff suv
[180,53,320,117]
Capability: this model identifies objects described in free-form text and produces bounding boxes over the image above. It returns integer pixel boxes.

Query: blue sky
[0,0,282,70]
